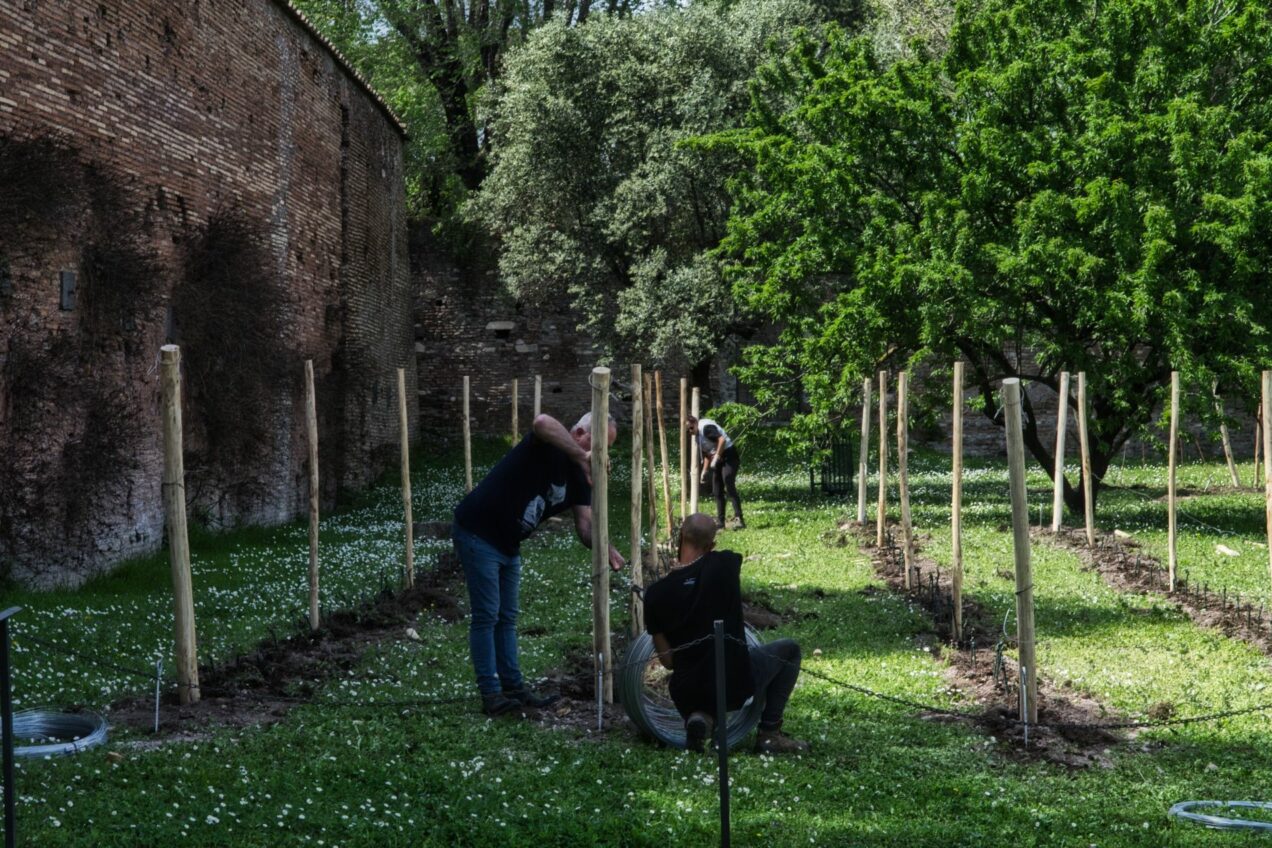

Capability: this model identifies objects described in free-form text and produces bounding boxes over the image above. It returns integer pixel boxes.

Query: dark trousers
[711,446,742,524]
[748,638,800,730]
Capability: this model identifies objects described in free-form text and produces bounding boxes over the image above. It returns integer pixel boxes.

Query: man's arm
[711,435,726,467]
[572,505,626,571]
[651,633,674,670]
[532,414,591,481]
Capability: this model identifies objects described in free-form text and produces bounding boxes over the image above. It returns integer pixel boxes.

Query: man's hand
[608,545,626,572]
[577,450,593,485]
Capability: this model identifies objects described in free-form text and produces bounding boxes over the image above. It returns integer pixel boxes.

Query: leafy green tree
[713,0,1272,510]
[471,0,827,367]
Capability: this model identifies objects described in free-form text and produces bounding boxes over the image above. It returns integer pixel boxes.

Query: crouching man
[642,514,808,754]
[453,412,625,716]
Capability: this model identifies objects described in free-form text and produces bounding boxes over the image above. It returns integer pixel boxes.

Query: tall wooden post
[897,372,914,588]
[511,378,519,442]
[690,387,701,515]
[1167,370,1180,591]
[398,367,414,588]
[1051,372,1070,532]
[876,370,889,547]
[1077,372,1095,546]
[534,374,542,418]
[679,378,689,521]
[462,376,473,492]
[1213,384,1240,487]
[630,365,644,637]
[951,361,965,643]
[1262,371,1272,592]
[304,360,320,630]
[591,367,613,703]
[643,374,659,543]
[655,372,674,535]
[160,345,199,706]
[857,377,871,525]
[1003,378,1038,724]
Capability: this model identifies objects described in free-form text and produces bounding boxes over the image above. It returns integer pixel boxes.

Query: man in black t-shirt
[453,412,625,716]
[644,514,809,754]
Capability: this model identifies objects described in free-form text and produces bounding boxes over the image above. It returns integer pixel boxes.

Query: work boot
[481,692,519,717]
[685,711,714,753]
[503,686,560,709]
[755,727,810,755]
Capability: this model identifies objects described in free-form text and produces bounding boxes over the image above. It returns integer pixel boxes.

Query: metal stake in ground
[1003,378,1038,723]
[1051,371,1070,532]
[897,371,914,589]
[1168,370,1180,591]
[877,370,889,548]
[591,367,614,704]
[2,606,20,848]
[713,619,731,848]
[858,377,872,525]
[952,362,965,642]
[160,345,199,705]
[398,367,415,588]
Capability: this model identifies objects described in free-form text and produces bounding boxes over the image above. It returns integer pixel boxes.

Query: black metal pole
[713,619,730,848]
[1,606,21,848]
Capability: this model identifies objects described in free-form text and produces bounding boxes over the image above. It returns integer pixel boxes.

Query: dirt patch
[534,642,641,739]
[110,552,466,738]
[1045,527,1272,656]
[830,520,1127,768]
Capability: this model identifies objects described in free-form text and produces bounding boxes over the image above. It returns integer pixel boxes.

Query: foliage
[710,0,1272,510]
[471,0,825,367]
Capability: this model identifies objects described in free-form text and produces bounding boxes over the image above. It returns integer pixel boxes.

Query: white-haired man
[453,412,625,716]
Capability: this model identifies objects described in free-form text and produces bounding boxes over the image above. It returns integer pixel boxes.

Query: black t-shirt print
[643,550,754,717]
[453,432,592,555]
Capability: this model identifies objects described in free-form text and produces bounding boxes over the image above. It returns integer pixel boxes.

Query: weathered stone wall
[0,0,413,587]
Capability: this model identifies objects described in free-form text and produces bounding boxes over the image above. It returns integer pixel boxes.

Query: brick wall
[0,0,413,587]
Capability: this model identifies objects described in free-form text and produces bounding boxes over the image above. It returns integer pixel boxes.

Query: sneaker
[481,693,519,717]
[755,728,809,755]
[502,686,560,709]
[684,711,714,753]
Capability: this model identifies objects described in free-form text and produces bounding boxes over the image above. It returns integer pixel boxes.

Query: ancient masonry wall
[0,0,413,587]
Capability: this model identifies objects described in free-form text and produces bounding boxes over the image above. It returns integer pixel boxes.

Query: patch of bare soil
[830,520,1126,768]
[110,551,467,738]
[1045,526,1272,656]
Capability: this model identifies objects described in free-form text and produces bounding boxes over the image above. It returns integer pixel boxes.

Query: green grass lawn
[6,435,1272,846]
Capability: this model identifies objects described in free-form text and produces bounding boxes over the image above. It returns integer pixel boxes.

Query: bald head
[678,513,719,563]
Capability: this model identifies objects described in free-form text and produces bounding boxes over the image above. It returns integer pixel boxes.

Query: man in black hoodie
[643,514,808,754]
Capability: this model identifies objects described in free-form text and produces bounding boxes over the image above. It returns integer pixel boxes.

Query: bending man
[643,513,808,754]
[453,412,625,716]
[688,414,744,529]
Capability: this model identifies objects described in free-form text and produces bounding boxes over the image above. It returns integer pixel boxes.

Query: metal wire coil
[617,628,763,751]
[12,710,108,758]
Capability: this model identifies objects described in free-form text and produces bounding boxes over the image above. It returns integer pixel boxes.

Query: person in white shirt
[687,415,744,529]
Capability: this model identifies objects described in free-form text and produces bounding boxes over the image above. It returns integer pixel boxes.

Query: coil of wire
[13,710,108,757]
[617,627,763,751]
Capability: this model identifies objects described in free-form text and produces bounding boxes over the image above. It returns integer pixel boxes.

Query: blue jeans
[453,525,523,696]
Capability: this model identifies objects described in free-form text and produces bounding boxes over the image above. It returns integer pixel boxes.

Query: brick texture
[0,0,413,587]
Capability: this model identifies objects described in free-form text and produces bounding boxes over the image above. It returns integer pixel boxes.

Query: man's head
[678,513,718,562]
[571,412,618,452]
[686,414,699,433]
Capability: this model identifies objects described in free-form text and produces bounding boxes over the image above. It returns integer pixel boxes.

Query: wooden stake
[1263,371,1272,593]
[1077,372,1095,546]
[1051,372,1070,532]
[1214,384,1240,487]
[952,361,965,643]
[534,374,542,419]
[511,377,519,443]
[160,345,199,706]
[304,360,320,631]
[679,378,689,521]
[1003,378,1038,724]
[876,370,889,548]
[897,372,914,588]
[590,366,613,704]
[630,365,644,637]
[655,371,674,536]
[462,376,473,492]
[398,367,414,588]
[1167,370,1179,591]
[644,373,659,544]
[690,387,701,515]
[857,377,871,525]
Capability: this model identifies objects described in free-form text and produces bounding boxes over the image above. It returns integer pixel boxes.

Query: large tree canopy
[711,0,1272,509]
[470,0,831,367]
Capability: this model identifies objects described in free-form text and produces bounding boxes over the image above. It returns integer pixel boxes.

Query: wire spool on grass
[13,711,107,757]
[1169,800,1272,832]
[617,627,764,751]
